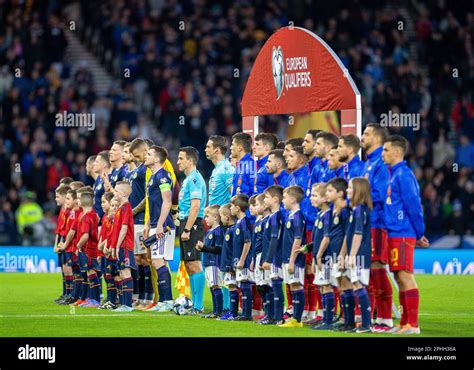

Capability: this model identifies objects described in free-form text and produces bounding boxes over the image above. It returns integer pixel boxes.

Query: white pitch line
[1,312,472,319]
[0,313,177,318]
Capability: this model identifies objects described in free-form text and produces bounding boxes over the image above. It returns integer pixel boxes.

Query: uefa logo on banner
[272,45,285,100]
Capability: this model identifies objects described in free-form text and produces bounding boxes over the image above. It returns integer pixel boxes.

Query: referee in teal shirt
[177,146,207,313]
[205,135,234,206]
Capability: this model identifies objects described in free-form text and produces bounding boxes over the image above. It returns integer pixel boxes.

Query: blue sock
[321,292,327,322]
[241,282,253,319]
[131,267,139,296]
[72,274,81,300]
[345,290,356,325]
[189,273,195,304]
[323,292,334,324]
[80,273,89,300]
[117,280,124,305]
[230,289,239,316]
[213,288,223,314]
[157,266,173,301]
[62,269,66,295]
[105,273,116,303]
[190,271,205,310]
[88,273,100,302]
[293,289,305,322]
[266,287,275,319]
[272,279,284,321]
[210,288,216,313]
[122,277,133,307]
[355,288,372,328]
[341,292,348,325]
[138,265,145,301]
[222,286,230,310]
[144,265,153,301]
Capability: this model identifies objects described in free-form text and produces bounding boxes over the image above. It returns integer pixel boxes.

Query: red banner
[241,27,359,117]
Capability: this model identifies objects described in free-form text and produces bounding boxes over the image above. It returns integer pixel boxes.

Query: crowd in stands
[0,0,473,245]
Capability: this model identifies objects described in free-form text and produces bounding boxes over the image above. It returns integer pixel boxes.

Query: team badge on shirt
[286,221,291,228]
[149,179,153,186]
[318,221,323,229]
[333,216,339,225]
[349,214,353,223]
[160,177,168,183]
[235,228,240,235]
[209,234,213,240]
[225,234,230,241]
[306,189,310,196]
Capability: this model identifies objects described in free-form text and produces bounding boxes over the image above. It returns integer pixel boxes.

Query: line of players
[53,140,178,312]
[196,127,427,334]
[51,124,427,333]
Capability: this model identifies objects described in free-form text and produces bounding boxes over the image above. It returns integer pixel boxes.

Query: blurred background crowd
[0,0,473,245]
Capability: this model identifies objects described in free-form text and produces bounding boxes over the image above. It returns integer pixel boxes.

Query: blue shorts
[118,248,137,271]
[57,251,64,266]
[78,251,100,272]
[106,259,119,277]
[66,252,77,267]
[100,257,108,275]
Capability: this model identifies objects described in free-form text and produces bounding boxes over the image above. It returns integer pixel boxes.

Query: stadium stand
[0,0,473,245]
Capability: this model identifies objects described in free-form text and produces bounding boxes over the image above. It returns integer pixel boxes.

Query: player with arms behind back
[382,135,428,335]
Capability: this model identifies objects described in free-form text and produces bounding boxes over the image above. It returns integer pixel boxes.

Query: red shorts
[388,237,415,273]
[371,228,389,264]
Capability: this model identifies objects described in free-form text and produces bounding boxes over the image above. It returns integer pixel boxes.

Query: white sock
[317,309,324,317]
[302,310,309,318]
[307,310,316,320]
[381,318,393,327]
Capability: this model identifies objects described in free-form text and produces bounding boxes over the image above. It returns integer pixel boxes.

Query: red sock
[354,295,361,316]
[399,291,407,326]
[368,270,377,318]
[307,280,317,312]
[252,284,262,311]
[333,287,341,317]
[286,284,293,309]
[315,285,323,311]
[405,288,419,328]
[303,276,310,311]
[305,274,317,311]
[378,269,393,319]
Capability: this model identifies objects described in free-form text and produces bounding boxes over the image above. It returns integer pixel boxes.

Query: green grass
[0,273,473,337]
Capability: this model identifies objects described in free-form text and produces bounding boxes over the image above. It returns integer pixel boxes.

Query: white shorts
[150,228,176,261]
[314,261,337,287]
[282,263,305,285]
[236,267,254,283]
[344,266,370,286]
[223,271,236,287]
[205,266,222,288]
[270,263,284,280]
[133,224,146,255]
[254,253,272,286]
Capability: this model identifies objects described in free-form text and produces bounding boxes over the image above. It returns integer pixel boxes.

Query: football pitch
[1,273,473,337]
